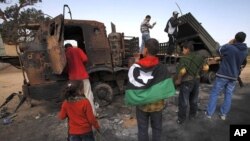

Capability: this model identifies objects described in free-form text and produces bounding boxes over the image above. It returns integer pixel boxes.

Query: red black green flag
[125,63,175,106]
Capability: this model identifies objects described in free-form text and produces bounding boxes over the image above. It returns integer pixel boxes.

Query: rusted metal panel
[47,37,66,74]
[22,50,53,84]
[123,37,139,67]
[87,48,112,66]
[22,81,67,100]
[108,33,124,67]
[47,15,66,74]
[64,19,112,67]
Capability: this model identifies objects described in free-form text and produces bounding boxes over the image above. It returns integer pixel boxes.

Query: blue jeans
[136,107,162,141]
[69,131,95,141]
[206,77,236,116]
[178,79,200,121]
[140,32,150,53]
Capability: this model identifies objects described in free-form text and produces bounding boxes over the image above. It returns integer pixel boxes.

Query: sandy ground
[0,59,250,141]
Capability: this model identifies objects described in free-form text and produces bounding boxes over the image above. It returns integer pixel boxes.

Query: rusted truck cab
[16,14,138,105]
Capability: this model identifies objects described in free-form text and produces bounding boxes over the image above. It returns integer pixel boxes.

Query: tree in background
[0,0,51,44]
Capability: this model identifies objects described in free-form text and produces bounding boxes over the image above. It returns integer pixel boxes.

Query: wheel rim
[208,71,216,84]
[93,83,113,107]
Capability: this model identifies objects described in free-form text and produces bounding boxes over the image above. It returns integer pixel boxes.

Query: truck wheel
[207,71,216,84]
[93,83,113,107]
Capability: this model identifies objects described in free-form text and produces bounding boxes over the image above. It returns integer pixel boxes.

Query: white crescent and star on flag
[128,64,154,87]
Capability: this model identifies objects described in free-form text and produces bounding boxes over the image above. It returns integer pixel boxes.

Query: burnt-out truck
[0,12,139,106]
[0,11,221,108]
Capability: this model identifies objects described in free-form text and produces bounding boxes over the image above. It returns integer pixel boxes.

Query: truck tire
[207,71,216,84]
[93,83,114,107]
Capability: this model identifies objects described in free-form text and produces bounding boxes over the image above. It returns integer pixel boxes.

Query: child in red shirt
[58,80,100,141]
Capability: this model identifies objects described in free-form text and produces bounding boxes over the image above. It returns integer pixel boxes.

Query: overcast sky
[1,0,249,46]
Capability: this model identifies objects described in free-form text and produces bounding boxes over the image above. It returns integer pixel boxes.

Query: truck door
[47,14,66,74]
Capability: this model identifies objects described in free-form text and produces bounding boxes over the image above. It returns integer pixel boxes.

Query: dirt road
[0,61,250,141]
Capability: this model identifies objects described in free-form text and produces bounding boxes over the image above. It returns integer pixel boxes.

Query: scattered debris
[2,113,17,125]
[35,113,41,119]
[0,92,18,109]
[122,116,137,128]
[0,107,10,119]
[0,91,26,113]
[118,120,123,125]
[97,113,108,119]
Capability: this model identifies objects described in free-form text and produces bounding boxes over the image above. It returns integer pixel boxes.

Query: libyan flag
[125,63,176,106]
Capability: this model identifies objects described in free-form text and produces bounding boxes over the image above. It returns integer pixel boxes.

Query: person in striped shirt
[140,15,156,54]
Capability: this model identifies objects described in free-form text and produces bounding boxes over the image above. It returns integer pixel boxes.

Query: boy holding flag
[125,38,175,141]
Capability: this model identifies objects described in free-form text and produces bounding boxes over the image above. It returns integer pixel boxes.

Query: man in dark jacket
[206,32,248,120]
[164,11,181,55]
